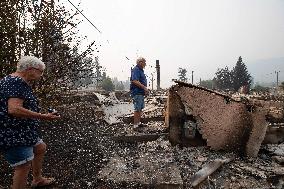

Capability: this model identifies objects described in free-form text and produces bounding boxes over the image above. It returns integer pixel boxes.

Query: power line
[66,0,139,79]
[67,0,102,33]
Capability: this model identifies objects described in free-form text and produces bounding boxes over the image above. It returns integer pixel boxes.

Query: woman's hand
[41,112,60,120]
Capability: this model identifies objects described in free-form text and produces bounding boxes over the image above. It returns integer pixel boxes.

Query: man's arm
[132,80,146,89]
[8,98,60,120]
[132,80,149,94]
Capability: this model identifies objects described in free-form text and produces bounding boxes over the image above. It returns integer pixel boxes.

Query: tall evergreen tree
[232,56,252,91]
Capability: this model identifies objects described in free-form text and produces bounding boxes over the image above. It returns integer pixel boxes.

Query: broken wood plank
[120,116,164,124]
[191,158,233,187]
[272,156,284,165]
[245,108,269,157]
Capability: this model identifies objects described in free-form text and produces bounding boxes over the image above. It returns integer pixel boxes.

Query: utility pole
[156,60,160,90]
[151,73,155,90]
[191,71,194,84]
[275,71,280,87]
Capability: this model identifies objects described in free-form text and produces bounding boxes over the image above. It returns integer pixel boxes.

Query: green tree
[214,66,233,90]
[112,77,125,91]
[73,57,95,87]
[0,0,97,99]
[252,84,270,93]
[232,56,252,91]
[101,77,114,92]
[0,0,18,78]
[199,79,214,89]
[213,56,252,92]
[115,82,125,91]
[102,72,107,80]
[178,67,187,82]
[93,56,104,88]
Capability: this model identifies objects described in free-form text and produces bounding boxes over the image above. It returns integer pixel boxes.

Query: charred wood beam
[120,116,164,124]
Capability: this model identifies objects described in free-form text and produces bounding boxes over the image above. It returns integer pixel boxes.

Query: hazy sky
[64,0,284,88]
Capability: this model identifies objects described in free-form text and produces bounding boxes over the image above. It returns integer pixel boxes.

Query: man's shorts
[132,94,145,112]
[2,139,43,167]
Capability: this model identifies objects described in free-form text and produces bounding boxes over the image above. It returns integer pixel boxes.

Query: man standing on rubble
[130,57,149,130]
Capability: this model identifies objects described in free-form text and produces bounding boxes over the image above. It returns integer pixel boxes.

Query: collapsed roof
[166,81,283,157]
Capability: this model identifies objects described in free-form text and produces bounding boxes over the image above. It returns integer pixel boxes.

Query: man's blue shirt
[130,65,147,96]
[0,75,40,149]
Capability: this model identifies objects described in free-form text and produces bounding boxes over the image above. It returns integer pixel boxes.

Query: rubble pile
[0,87,284,188]
[0,99,111,188]
[173,145,284,188]
[99,138,183,188]
[120,92,167,125]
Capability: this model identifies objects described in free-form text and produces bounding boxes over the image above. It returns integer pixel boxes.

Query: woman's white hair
[17,56,46,72]
[136,57,146,64]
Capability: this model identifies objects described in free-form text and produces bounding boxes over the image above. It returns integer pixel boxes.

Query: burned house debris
[1,83,284,188]
[166,81,284,157]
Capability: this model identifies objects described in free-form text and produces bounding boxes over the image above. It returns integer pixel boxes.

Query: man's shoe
[133,125,143,132]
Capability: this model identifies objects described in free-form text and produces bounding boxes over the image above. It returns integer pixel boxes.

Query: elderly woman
[0,56,60,189]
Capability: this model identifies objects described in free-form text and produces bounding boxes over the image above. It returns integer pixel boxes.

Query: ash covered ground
[0,91,284,189]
